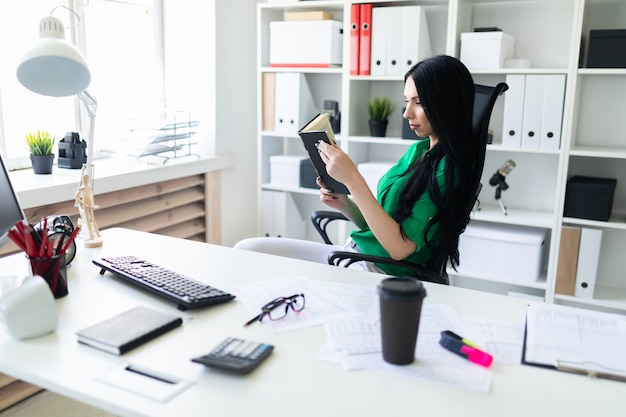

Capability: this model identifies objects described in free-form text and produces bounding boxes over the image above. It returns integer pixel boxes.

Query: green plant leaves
[367,97,394,121]
[24,130,55,156]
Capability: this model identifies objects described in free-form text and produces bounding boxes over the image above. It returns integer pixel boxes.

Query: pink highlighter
[439,330,494,367]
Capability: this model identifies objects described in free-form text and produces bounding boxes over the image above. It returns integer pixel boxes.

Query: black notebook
[299,113,350,194]
[76,306,183,355]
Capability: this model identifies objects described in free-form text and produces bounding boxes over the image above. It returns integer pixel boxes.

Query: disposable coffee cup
[378,277,427,365]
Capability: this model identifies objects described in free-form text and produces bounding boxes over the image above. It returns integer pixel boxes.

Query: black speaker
[58,132,87,169]
[322,100,341,133]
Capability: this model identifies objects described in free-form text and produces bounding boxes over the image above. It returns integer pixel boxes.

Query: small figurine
[74,172,102,247]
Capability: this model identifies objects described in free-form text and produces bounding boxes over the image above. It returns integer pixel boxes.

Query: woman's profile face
[402,77,435,141]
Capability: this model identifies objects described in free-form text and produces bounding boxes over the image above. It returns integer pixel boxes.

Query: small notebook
[76,306,183,355]
[298,113,350,194]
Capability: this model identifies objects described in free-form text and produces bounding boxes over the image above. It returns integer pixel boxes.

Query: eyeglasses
[244,293,305,326]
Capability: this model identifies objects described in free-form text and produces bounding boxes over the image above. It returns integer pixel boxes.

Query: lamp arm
[77,90,97,168]
[78,90,97,118]
[74,90,102,247]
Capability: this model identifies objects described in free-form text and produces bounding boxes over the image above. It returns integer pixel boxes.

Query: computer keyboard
[93,255,235,310]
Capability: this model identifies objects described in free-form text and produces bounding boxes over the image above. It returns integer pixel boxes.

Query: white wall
[164,0,257,247]
[215,0,258,246]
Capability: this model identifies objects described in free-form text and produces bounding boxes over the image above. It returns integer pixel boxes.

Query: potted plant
[25,130,55,174]
[367,97,395,137]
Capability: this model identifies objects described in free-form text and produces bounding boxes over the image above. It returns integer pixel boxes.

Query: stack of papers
[321,304,495,393]
[230,276,526,394]
[115,118,200,158]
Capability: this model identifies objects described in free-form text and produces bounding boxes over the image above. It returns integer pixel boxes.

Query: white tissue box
[270,155,308,187]
[457,222,547,283]
[460,32,515,69]
[270,20,343,67]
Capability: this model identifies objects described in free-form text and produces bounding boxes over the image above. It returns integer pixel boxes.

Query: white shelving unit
[256,0,626,314]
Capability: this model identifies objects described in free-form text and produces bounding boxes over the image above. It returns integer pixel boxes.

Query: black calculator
[192,337,274,374]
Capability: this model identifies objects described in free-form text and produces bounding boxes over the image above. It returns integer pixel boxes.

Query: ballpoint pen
[439,330,493,367]
[244,313,263,327]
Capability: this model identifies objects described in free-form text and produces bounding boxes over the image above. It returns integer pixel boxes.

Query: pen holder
[27,254,68,299]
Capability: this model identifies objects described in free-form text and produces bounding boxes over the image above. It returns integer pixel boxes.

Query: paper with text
[230,276,376,332]
[321,304,495,393]
[524,302,626,377]
[467,318,525,365]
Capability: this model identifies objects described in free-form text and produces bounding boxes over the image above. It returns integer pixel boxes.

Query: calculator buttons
[192,337,274,374]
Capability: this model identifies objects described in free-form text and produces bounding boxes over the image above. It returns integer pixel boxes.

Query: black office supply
[57,131,87,169]
[473,27,502,32]
[76,306,182,355]
[586,29,626,68]
[93,255,235,310]
[299,158,318,189]
[192,337,274,374]
[322,99,341,133]
[563,176,616,221]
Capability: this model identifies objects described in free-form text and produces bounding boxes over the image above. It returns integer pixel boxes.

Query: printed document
[523,302,626,379]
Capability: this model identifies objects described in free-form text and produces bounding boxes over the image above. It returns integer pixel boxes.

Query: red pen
[23,226,37,257]
[39,217,48,257]
[59,226,81,255]
[8,227,26,252]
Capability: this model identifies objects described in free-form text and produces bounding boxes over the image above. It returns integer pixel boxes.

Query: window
[81,0,165,150]
[0,0,164,168]
[0,1,75,167]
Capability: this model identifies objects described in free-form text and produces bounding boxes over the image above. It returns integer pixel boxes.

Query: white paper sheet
[321,304,495,394]
[466,318,525,365]
[524,302,626,378]
[229,276,376,332]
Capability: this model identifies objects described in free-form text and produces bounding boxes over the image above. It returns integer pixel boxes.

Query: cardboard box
[460,31,515,69]
[457,222,548,283]
[563,176,617,221]
[270,20,343,67]
[586,29,626,68]
[358,162,394,194]
[270,155,308,187]
[285,11,334,21]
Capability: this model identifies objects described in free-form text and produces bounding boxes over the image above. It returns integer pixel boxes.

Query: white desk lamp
[16,11,103,248]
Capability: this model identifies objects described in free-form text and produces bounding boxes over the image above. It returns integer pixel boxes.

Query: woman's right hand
[317,177,348,210]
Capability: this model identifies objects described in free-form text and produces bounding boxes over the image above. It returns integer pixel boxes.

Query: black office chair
[311,82,509,285]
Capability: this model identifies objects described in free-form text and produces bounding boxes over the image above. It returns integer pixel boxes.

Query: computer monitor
[0,153,26,250]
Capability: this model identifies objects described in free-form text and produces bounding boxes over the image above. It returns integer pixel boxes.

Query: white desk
[0,228,624,417]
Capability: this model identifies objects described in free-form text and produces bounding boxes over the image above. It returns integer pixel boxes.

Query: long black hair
[393,55,476,272]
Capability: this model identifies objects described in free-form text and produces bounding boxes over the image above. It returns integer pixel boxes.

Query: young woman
[235,55,477,281]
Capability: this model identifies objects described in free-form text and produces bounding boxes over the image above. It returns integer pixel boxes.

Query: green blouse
[350,140,451,277]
